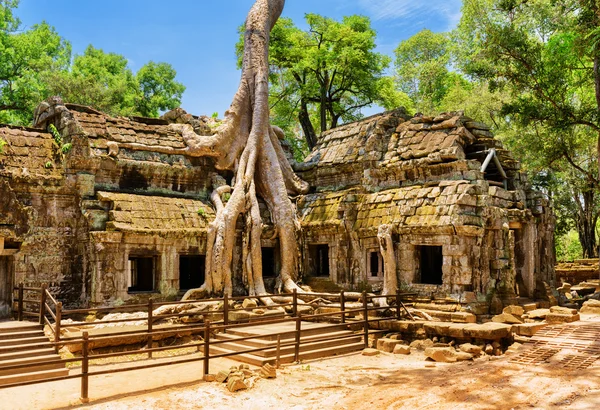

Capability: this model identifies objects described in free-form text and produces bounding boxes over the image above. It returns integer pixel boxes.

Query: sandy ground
[2,319,600,410]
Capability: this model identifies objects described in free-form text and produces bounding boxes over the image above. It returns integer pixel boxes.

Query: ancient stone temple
[0,98,555,310]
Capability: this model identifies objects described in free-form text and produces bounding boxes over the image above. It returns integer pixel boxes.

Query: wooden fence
[8,284,414,402]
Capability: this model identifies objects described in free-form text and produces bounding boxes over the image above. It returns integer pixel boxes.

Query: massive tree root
[178,0,309,299]
[376,224,398,307]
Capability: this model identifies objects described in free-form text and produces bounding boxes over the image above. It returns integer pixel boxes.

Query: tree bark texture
[376,224,398,307]
[177,0,310,298]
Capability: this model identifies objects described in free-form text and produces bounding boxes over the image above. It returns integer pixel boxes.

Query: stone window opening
[128,256,157,293]
[418,245,443,285]
[368,250,384,279]
[179,255,205,291]
[308,244,330,278]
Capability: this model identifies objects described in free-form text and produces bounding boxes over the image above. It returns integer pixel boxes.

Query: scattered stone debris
[208,363,277,392]
[361,348,380,356]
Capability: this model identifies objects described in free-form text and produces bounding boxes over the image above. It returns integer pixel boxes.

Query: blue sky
[15,0,462,117]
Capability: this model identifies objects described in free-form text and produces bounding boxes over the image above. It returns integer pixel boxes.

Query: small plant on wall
[0,138,6,154]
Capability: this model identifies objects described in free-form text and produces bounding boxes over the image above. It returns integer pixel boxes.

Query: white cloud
[357,0,463,30]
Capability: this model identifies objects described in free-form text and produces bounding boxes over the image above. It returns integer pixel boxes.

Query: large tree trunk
[573,185,598,258]
[176,0,309,299]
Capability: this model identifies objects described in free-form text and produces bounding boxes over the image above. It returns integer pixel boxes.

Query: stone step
[225,323,349,340]
[0,367,69,387]
[0,322,43,334]
[0,335,49,348]
[210,340,364,366]
[0,340,53,354]
[215,328,355,347]
[0,358,65,377]
[0,347,57,362]
[0,330,47,341]
[214,332,362,358]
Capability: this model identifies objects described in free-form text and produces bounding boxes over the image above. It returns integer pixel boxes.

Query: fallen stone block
[216,370,230,383]
[362,348,380,356]
[455,351,473,361]
[377,338,405,353]
[227,376,248,392]
[259,363,277,379]
[463,322,512,340]
[492,312,523,324]
[503,305,524,316]
[521,303,537,312]
[581,299,600,314]
[393,345,411,355]
[242,298,258,309]
[424,347,459,363]
[409,339,434,351]
[512,322,548,337]
[451,312,477,323]
[550,306,578,315]
[526,309,550,319]
[546,313,580,324]
[459,343,482,356]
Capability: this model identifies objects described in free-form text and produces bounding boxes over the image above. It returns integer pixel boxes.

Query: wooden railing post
[80,331,89,403]
[203,320,210,379]
[223,293,229,328]
[17,283,23,321]
[55,302,62,352]
[340,290,346,324]
[276,334,281,369]
[362,291,369,348]
[39,284,47,325]
[396,288,401,320]
[147,298,153,359]
[294,315,301,363]
[292,288,298,317]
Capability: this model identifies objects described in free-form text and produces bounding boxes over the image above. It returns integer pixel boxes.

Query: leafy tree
[394,29,451,114]
[241,14,397,149]
[47,47,185,118]
[0,0,71,124]
[135,61,185,118]
[456,0,600,257]
[1,2,185,123]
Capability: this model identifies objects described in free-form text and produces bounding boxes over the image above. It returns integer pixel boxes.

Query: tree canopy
[241,13,407,150]
[0,0,185,125]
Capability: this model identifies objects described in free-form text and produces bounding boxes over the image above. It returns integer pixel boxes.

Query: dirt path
[3,318,600,410]
[76,348,600,410]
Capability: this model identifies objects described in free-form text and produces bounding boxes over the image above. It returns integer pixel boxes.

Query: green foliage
[0,136,6,153]
[395,29,451,113]
[0,0,71,125]
[241,14,393,149]
[197,207,206,217]
[61,143,72,154]
[211,112,219,119]
[135,61,185,117]
[44,160,52,169]
[0,3,185,125]
[222,193,231,202]
[556,229,584,262]
[455,0,600,257]
[48,123,61,146]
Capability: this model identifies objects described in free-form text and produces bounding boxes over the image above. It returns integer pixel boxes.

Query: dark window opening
[179,255,205,291]
[128,256,156,292]
[369,251,384,278]
[309,244,330,277]
[262,247,277,278]
[419,246,443,285]
[369,251,379,277]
